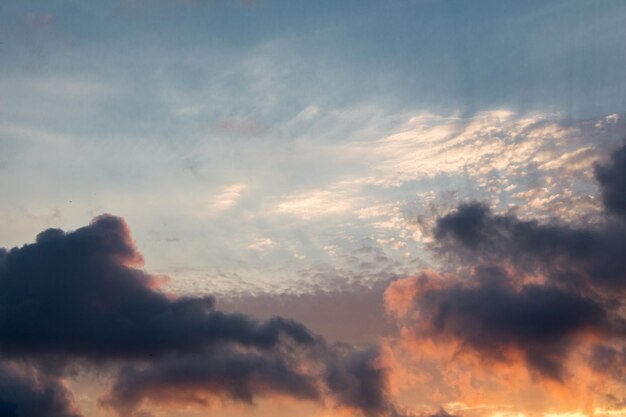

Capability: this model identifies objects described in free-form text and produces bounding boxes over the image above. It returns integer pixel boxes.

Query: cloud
[0,214,317,363]
[0,363,81,417]
[432,139,626,296]
[596,144,626,220]
[101,347,321,415]
[429,410,459,417]
[383,143,626,411]
[388,268,610,380]
[0,214,406,416]
[275,182,358,219]
[210,183,248,212]
[590,344,626,382]
[101,343,403,417]
[104,343,404,416]
[248,237,276,251]
[324,346,395,417]
[433,202,626,296]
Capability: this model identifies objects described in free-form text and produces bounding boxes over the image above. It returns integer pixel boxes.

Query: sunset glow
[1,1,626,417]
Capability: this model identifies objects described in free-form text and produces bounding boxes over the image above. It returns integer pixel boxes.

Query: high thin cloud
[0,215,404,416]
[385,143,626,411]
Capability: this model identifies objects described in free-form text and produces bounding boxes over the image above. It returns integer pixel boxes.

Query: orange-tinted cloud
[379,145,626,417]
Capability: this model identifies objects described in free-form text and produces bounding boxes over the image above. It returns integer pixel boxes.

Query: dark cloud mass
[596,144,626,219]
[396,143,626,381]
[0,215,316,361]
[105,344,397,417]
[0,215,402,416]
[0,363,81,417]
[412,269,610,379]
[103,348,321,415]
[324,346,393,417]
[434,201,626,295]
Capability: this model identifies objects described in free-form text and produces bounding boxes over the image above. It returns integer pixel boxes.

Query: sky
[1,1,626,417]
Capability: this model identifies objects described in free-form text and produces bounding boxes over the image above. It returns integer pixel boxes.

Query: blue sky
[3,0,626,118]
[2,0,626,295]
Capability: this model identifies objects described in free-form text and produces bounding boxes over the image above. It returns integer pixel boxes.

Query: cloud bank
[0,215,404,416]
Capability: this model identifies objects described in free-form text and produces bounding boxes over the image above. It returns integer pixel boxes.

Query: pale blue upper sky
[1,0,625,294]
[3,0,626,118]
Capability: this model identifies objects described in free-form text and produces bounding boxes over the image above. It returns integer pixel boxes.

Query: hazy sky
[1,2,626,417]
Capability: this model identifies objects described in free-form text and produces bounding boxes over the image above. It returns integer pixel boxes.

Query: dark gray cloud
[105,344,399,417]
[411,268,610,379]
[0,363,81,417]
[324,346,392,417]
[596,144,626,220]
[400,144,626,380]
[434,201,626,295]
[102,348,321,415]
[0,215,314,363]
[0,214,403,416]
[433,144,626,295]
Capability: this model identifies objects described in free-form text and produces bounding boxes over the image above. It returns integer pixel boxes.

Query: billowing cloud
[388,268,611,380]
[433,201,626,295]
[0,214,405,416]
[0,215,315,363]
[384,143,626,412]
[429,143,626,299]
[0,363,81,417]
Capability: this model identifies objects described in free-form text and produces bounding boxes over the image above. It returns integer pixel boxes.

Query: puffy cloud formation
[0,363,81,417]
[0,215,319,363]
[433,201,626,296]
[385,144,626,411]
[388,267,611,380]
[0,215,403,416]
